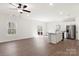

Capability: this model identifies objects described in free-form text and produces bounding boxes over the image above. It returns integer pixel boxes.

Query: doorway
[37,25,43,35]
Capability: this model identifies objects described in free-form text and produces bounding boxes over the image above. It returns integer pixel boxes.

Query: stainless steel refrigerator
[66,25,76,39]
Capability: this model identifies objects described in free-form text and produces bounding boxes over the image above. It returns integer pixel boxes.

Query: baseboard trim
[0,37,34,44]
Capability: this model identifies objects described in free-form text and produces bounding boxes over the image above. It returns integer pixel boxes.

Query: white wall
[76,17,79,40]
[0,13,46,42]
[47,21,65,33]
[47,21,74,33]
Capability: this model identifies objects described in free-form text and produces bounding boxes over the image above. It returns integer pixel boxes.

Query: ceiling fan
[9,3,31,14]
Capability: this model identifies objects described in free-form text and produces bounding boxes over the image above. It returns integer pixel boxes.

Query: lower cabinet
[48,33,62,44]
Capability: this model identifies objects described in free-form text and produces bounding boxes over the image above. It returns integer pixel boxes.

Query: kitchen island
[48,33,62,44]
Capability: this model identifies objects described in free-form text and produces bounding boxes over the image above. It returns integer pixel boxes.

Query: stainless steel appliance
[66,25,76,39]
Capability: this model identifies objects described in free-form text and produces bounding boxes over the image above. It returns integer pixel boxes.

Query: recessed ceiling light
[49,3,53,6]
[59,11,63,15]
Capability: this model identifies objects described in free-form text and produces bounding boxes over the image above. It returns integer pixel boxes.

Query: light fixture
[18,9,23,14]
[9,3,31,14]
[18,9,22,12]
[49,3,53,6]
[59,11,63,15]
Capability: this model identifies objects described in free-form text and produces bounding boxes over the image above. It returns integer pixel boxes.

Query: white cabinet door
[49,33,62,44]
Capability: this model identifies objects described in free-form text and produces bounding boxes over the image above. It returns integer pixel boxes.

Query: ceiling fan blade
[23,10,31,13]
[9,3,17,8]
[23,5,27,8]
[18,3,22,8]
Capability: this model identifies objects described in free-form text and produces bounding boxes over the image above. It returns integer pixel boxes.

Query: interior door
[37,25,43,35]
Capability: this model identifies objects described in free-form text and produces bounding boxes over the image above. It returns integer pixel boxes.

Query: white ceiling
[0,3,79,22]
